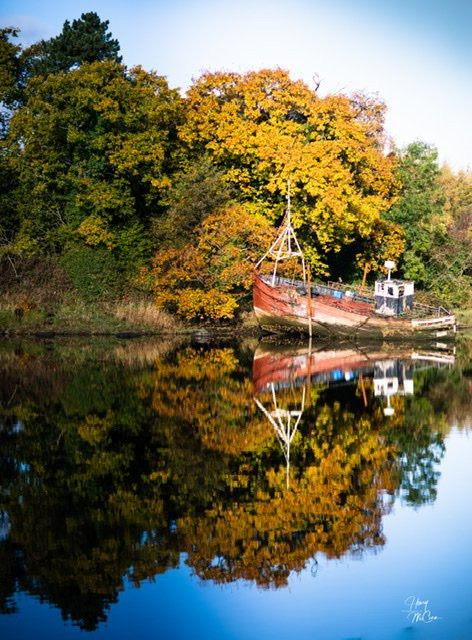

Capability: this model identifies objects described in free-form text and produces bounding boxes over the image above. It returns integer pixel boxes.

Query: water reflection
[254,384,305,488]
[0,338,470,631]
[253,341,455,488]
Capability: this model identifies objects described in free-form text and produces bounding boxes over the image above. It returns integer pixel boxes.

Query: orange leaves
[152,204,273,320]
[180,68,399,275]
[148,347,271,456]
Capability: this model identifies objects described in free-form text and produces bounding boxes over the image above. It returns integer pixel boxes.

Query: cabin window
[388,287,394,296]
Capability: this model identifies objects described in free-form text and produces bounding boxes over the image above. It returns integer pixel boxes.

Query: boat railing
[261,274,375,302]
[327,280,373,294]
[327,281,451,317]
[260,274,452,318]
[261,274,304,288]
[411,302,452,318]
[326,280,375,301]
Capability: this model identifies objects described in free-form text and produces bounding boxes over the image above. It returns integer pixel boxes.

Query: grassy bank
[0,296,262,337]
[0,253,469,338]
[0,297,185,336]
[1,297,470,338]
[456,308,472,331]
[0,256,258,337]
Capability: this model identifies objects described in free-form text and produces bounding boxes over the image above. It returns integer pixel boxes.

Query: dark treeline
[1,12,471,323]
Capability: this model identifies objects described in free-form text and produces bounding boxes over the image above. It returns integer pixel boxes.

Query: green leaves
[2,13,470,308]
[0,27,22,115]
[29,12,122,77]
[7,60,182,288]
[384,142,472,304]
[385,142,444,284]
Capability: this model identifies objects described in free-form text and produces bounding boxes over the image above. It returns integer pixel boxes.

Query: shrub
[61,244,121,300]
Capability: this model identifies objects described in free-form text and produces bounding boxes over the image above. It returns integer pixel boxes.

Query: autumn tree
[6,60,182,293]
[428,166,472,305]
[180,69,400,277]
[354,219,405,287]
[438,165,472,224]
[152,204,273,319]
[153,155,233,248]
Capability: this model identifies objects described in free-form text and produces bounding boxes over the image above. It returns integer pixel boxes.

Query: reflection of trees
[386,395,445,506]
[384,354,471,506]
[0,375,161,629]
[147,349,398,587]
[0,342,175,630]
[180,414,397,588]
[0,341,469,628]
[149,347,271,455]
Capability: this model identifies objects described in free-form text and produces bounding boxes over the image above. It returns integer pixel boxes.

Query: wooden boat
[253,192,456,340]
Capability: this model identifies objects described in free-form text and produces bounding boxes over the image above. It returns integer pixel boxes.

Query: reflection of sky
[1,429,471,639]
[0,0,471,170]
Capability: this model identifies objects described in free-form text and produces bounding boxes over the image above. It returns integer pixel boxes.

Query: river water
[0,336,471,639]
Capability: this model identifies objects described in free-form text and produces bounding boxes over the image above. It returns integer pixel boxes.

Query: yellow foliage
[438,164,472,225]
[76,215,114,250]
[174,289,238,320]
[152,204,273,320]
[77,413,114,445]
[181,69,400,274]
[355,219,405,275]
[148,347,272,456]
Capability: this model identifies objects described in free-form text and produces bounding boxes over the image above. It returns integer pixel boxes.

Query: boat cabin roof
[376,278,414,285]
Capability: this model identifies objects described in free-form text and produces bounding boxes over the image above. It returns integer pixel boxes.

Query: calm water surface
[0,336,471,640]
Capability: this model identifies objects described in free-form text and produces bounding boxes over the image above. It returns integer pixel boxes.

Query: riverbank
[0,297,261,338]
[1,296,471,339]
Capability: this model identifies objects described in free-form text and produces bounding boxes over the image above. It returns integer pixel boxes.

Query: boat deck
[260,274,451,320]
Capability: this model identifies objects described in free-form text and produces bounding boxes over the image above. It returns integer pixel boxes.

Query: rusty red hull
[253,272,456,340]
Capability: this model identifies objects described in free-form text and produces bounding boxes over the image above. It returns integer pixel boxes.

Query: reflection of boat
[253,341,454,394]
[373,360,414,416]
[253,190,456,340]
[253,340,455,418]
[254,343,391,393]
[254,385,304,488]
[253,340,454,483]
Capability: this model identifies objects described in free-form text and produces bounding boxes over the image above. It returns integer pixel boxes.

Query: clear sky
[2,0,471,170]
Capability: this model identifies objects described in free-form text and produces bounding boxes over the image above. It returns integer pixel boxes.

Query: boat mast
[255,181,306,285]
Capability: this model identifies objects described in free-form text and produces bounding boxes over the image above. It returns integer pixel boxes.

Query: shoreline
[1,301,471,341]
[1,321,471,341]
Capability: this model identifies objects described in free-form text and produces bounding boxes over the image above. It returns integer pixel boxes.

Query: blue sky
[1,0,471,170]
